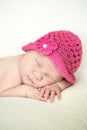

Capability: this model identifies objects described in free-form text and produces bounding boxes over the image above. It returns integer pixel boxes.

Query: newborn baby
[0,30,82,102]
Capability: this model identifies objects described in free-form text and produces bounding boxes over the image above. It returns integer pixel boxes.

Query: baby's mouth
[25,74,43,88]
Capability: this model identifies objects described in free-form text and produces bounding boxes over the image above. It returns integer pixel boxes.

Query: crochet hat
[22,30,82,83]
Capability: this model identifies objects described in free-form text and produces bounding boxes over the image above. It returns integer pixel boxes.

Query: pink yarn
[22,30,82,83]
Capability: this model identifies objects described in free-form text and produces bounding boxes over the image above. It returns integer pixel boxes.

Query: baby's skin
[0,51,71,102]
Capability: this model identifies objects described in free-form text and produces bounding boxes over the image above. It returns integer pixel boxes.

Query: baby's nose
[33,71,43,81]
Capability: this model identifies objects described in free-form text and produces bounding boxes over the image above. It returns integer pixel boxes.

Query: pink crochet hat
[22,30,82,83]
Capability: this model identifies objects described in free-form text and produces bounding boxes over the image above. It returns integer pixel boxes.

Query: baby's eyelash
[44,73,55,82]
[35,59,42,67]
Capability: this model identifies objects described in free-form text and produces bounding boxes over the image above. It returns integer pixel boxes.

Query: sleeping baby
[0,30,82,102]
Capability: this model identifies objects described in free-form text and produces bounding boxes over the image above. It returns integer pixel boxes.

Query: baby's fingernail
[50,99,54,103]
[57,97,61,100]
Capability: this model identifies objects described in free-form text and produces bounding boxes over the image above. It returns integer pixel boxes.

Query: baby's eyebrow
[35,58,42,67]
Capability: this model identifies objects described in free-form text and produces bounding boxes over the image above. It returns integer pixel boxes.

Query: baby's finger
[39,87,46,98]
[44,89,50,101]
[37,87,42,91]
[32,91,46,101]
[50,91,55,103]
[38,96,46,101]
[56,91,61,100]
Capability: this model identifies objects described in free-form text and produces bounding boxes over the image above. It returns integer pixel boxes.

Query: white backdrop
[0,0,87,56]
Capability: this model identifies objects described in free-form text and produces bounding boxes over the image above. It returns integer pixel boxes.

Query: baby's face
[20,51,63,88]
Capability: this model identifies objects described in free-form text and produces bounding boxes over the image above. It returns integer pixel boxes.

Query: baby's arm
[0,84,45,101]
[38,79,72,102]
[57,79,72,91]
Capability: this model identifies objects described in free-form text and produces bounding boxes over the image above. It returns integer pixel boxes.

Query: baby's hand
[25,85,45,101]
[38,83,62,103]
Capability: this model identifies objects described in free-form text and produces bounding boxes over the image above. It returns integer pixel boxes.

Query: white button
[43,43,47,48]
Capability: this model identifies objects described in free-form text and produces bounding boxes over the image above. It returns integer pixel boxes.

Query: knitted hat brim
[48,51,76,83]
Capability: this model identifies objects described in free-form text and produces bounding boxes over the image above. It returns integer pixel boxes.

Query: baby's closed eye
[35,58,42,67]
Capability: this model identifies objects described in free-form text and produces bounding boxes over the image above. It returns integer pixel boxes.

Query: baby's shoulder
[0,56,22,87]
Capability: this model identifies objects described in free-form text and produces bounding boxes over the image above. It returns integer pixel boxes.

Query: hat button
[43,43,47,48]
